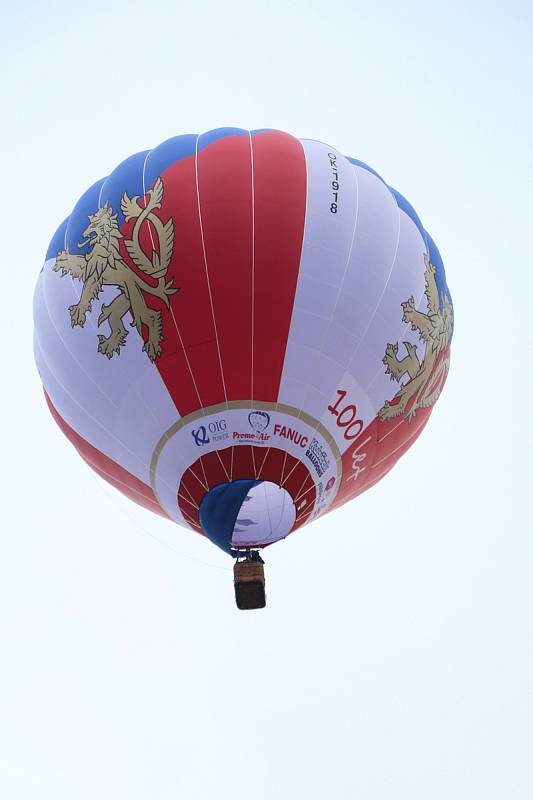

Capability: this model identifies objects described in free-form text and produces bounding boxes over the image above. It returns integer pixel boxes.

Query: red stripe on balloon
[370,417,430,485]
[195,133,254,400]
[44,390,170,519]
[250,131,307,401]
[144,152,222,416]
[137,131,307,418]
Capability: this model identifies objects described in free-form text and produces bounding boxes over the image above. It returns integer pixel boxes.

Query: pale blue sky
[1,1,531,798]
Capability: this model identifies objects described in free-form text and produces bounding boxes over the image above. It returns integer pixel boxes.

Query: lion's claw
[97,331,127,359]
[68,303,88,327]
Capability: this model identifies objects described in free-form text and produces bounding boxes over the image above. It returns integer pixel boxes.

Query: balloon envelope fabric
[33,128,453,556]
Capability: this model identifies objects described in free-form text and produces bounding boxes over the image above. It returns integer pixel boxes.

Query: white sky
[1,1,532,797]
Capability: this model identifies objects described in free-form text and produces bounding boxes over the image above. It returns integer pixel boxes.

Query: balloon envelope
[33,128,453,555]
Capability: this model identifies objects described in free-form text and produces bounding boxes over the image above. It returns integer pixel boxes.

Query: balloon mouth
[199,480,296,556]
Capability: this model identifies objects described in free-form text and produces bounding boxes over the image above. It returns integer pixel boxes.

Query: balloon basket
[233,553,266,610]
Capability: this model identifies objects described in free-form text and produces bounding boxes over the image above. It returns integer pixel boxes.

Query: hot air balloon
[33,128,453,609]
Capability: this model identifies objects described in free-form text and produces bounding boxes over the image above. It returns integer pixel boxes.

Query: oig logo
[192,418,228,447]
[192,425,210,446]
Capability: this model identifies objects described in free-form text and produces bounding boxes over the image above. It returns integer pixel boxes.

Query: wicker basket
[234,560,266,610]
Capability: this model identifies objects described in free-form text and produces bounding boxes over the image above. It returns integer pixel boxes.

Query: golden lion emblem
[379,253,453,421]
[53,178,178,360]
